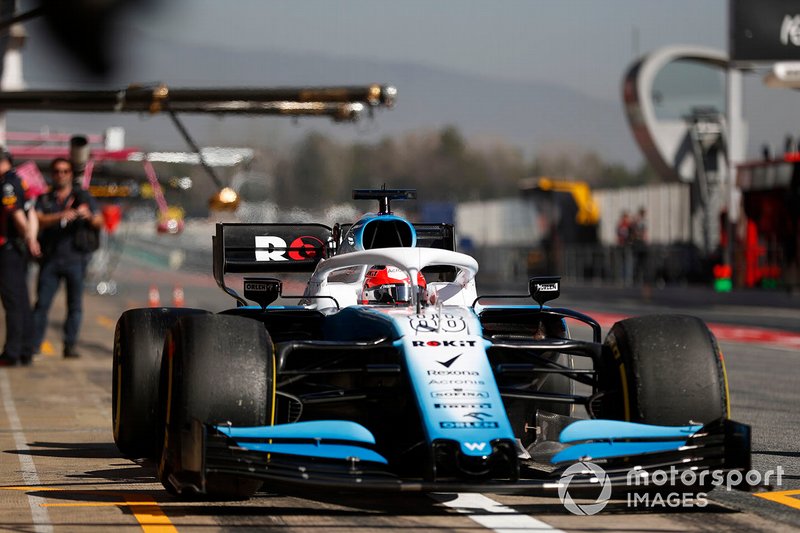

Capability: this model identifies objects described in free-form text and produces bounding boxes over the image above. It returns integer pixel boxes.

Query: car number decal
[409,314,466,333]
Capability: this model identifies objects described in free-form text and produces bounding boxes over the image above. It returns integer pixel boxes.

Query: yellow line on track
[0,486,178,532]
[124,495,178,533]
[96,315,117,330]
[1,486,59,491]
[754,489,800,510]
[43,502,159,507]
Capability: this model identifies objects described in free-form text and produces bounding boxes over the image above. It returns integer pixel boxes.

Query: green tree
[278,132,350,207]
[268,127,645,207]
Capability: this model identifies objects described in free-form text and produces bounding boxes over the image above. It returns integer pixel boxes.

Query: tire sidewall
[602,314,729,425]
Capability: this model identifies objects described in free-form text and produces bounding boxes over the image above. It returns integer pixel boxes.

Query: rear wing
[213,221,457,305]
[213,223,332,304]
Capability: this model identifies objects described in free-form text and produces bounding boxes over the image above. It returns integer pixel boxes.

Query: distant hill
[14,26,643,166]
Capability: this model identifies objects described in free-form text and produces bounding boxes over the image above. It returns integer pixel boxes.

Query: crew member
[0,149,38,366]
[32,158,103,359]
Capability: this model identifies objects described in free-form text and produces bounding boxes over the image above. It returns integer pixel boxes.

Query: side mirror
[244,277,282,309]
[529,276,561,308]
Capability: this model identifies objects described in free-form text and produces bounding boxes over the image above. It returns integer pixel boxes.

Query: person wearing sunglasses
[32,158,103,359]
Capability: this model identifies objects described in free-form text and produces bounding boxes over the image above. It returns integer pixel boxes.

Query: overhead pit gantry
[0,84,397,119]
[0,83,397,216]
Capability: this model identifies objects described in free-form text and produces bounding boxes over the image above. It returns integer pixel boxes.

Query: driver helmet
[361,265,426,305]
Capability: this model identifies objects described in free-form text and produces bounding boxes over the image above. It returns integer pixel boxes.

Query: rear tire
[600,314,729,425]
[158,314,274,500]
[112,307,207,459]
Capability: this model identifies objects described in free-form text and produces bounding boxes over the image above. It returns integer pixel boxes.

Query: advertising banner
[730,0,800,62]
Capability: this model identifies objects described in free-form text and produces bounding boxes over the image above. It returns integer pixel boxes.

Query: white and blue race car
[112,188,750,500]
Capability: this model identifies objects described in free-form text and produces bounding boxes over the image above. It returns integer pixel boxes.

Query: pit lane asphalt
[0,257,797,532]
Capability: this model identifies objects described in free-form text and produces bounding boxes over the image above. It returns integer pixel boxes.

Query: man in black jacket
[32,158,103,359]
[0,149,40,366]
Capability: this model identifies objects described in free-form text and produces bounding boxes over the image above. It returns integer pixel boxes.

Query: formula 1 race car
[112,188,750,500]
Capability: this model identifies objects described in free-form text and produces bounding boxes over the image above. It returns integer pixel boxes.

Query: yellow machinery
[533,177,600,226]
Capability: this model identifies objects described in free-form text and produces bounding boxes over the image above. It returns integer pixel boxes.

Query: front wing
[164,418,751,497]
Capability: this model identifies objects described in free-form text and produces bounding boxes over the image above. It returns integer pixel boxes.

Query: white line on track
[430,492,564,532]
[0,369,54,533]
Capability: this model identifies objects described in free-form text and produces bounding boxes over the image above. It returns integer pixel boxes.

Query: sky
[11,0,800,167]
[129,0,729,104]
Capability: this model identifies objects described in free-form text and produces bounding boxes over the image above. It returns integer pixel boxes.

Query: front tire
[158,314,274,500]
[112,307,207,459]
[600,314,729,425]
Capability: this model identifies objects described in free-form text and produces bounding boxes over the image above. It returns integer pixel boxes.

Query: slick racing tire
[158,314,274,500]
[600,314,729,425]
[112,307,208,459]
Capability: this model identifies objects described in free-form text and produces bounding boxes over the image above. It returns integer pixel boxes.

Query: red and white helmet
[361,265,426,305]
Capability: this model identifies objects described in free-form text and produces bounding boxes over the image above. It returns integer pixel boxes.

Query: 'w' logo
[463,442,487,452]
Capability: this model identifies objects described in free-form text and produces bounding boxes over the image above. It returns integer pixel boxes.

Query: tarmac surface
[0,253,798,532]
